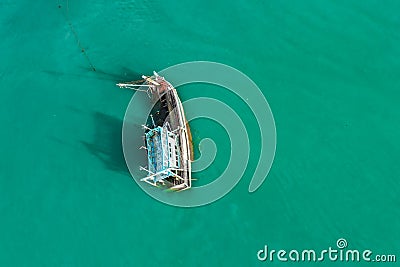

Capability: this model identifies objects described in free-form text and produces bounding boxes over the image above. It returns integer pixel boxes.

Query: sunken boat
[117,72,192,191]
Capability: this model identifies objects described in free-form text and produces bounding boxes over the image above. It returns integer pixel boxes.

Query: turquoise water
[1,0,399,266]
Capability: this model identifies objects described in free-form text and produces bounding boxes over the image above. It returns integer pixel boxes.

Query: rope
[58,0,96,71]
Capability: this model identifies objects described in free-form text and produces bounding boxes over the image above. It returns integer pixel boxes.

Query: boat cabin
[141,125,183,186]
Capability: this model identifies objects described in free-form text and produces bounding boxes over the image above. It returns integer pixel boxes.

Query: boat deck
[143,74,192,190]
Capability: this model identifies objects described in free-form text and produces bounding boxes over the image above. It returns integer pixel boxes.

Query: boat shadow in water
[81,112,130,175]
[43,66,142,83]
